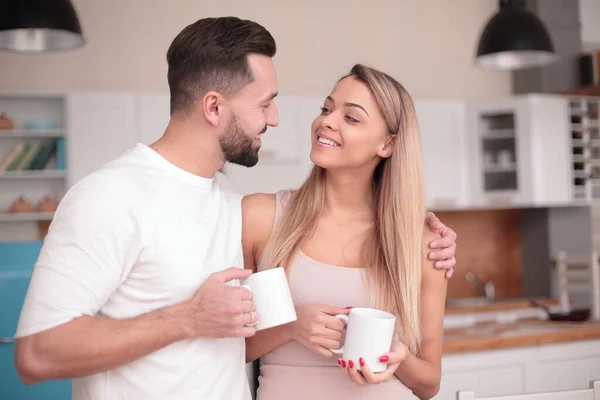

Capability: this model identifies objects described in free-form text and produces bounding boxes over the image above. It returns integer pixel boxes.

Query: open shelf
[0,170,66,179]
[0,212,54,222]
[569,96,600,202]
[0,129,66,138]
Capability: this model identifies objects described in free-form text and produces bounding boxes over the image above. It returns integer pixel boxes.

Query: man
[14,17,457,400]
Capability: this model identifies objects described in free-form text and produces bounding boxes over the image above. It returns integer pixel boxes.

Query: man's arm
[15,266,254,384]
[16,304,190,383]
[424,211,457,278]
[15,184,256,384]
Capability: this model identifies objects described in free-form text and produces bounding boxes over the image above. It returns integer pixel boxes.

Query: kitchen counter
[443,296,600,354]
[443,318,600,354]
[445,297,558,315]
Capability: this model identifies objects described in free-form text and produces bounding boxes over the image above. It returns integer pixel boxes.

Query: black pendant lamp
[475,0,556,70]
[0,0,85,53]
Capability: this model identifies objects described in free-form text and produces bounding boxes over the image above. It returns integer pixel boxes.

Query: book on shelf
[0,137,65,172]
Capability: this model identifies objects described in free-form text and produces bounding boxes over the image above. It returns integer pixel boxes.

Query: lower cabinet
[435,339,600,399]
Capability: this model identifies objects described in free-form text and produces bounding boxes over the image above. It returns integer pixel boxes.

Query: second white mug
[329,307,396,373]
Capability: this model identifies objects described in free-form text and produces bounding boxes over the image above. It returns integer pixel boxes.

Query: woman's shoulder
[242,192,277,227]
[242,189,295,216]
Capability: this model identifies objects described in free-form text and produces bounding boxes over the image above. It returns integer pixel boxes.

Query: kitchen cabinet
[466,94,572,208]
[0,241,71,399]
[0,92,69,242]
[435,339,600,399]
[414,99,469,210]
[136,92,170,146]
[223,96,321,195]
[67,92,137,186]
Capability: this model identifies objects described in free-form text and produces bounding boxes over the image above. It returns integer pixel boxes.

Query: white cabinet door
[466,98,532,207]
[137,92,170,145]
[527,339,600,393]
[67,92,136,186]
[414,99,470,210]
[436,347,532,399]
[259,95,303,164]
[437,365,525,399]
[223,96,318,195]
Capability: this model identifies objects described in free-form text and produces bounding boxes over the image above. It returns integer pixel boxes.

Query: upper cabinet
[67,92,137,185]
[466,94,572,208]
[415,99,469,211]
[137,92,171,146]
[223,96,320,195]
[39,91,600,211]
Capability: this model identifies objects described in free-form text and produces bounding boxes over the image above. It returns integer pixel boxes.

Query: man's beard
[220,115,265,168]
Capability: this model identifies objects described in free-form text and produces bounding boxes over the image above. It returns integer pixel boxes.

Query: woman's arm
[393,229,448,399]
[242,194,295,363]
[242,194,348,363]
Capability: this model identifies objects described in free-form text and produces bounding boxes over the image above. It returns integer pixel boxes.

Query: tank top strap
[256,189,293,271]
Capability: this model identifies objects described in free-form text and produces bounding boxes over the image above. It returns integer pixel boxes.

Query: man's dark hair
[166,16,277,116]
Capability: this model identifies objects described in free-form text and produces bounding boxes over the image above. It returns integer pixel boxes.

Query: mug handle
[329,314,348,354]
[241,284,259,327]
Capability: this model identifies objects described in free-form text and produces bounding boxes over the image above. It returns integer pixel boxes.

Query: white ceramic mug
[240,267,297,331]
[329,307,396,372]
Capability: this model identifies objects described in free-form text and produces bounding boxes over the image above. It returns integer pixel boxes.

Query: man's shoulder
[64,154,167,216]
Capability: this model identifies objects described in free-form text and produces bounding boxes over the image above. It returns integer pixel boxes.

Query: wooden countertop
[445,297,558,315]
[443,319,600,354]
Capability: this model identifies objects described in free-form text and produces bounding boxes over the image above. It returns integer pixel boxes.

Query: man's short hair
[166,16,277,116]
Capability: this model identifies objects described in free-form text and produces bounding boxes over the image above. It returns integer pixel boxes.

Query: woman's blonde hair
[265,64,426,354]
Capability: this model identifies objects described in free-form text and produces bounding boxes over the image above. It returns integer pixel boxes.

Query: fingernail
[435,262,442,268]
[379,355,389,362]
[337,358,341,366]
[341,360,346,368]
[345,306,354,309]
[359,357,365,366]
[348,360,354,368]
[429,252,436,260]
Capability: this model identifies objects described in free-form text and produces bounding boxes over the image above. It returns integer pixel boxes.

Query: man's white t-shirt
[16,143,251,400]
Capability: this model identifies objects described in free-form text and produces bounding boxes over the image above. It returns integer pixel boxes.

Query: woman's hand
[290,304,349,358]
[338,340,408,385]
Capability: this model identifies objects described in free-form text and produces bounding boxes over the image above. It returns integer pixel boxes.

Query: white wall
[0,0,512,100]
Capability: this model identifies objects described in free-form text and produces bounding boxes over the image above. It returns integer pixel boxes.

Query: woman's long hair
[265,64,426,354]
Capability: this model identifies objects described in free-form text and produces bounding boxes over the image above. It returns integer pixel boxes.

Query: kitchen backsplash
[436,209,523,299]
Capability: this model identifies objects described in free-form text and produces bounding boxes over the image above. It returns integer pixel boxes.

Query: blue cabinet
[0,241,71,400]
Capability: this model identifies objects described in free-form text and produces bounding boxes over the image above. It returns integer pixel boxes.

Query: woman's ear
[378,134,397,159]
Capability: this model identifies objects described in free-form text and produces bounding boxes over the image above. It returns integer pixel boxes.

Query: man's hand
[425,212,457,279]
[186,267,257,338]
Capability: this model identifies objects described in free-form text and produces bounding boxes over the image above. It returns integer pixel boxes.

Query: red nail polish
[359,357,365,366]
[380,355,389,362]
[348,360,354,368]
[345,306,354,309]
[341,360,346,368]
[337,359,341,366]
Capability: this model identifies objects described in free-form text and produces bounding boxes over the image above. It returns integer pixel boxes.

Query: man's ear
[378,134,397,159]
[201,91,225,127]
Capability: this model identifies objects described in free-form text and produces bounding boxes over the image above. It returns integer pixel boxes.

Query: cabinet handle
[0,337,14,344]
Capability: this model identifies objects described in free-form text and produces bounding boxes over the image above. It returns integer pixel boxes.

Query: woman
[242,64,450,400]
